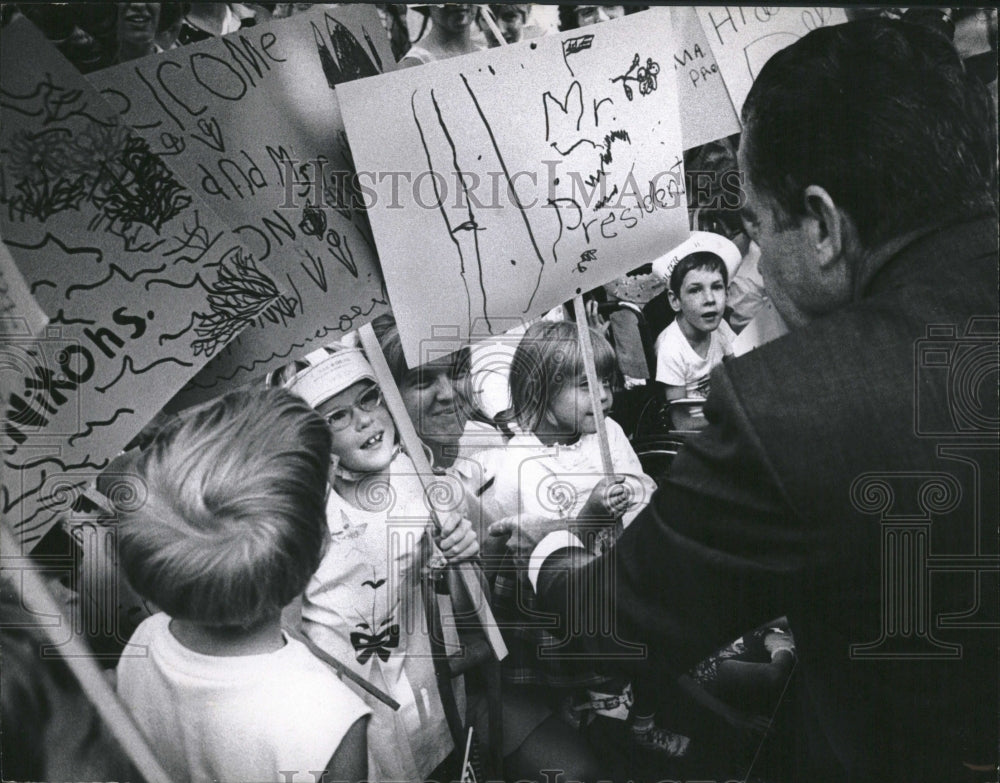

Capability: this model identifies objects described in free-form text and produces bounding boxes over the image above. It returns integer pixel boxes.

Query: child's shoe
[630,724,691,758]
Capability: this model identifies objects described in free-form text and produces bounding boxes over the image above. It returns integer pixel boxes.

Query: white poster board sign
[0,22,270,549]
[696,6,848,115]
[669,7,741,148]
[90,5,394,403]
[339,11,689,364]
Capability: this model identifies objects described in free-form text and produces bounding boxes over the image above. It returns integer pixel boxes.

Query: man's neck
[169,614,284,656]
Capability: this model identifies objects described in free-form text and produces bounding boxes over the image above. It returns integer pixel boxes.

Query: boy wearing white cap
[651,233,741,430]
[273,344,478,782]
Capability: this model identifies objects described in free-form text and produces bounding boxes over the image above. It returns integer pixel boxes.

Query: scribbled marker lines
[95,355,193,394]
[158,312,197,345]
[549,138,598,157]
[410,90,473,335]
[65,263,167,300]
[543,81,584,142]
[593,97,613,126]
[460,73,546,313]
[429,88,491,333]
[67,407,136,446]
[144,272,213,293]
[29,279,57,295]
[50,309,97,326]
[561,34,595,77]
[4,232,104,263]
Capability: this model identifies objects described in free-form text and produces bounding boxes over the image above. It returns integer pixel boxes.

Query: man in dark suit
[492,19,998,782]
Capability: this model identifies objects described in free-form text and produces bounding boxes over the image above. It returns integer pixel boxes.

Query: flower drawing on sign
[6,129,69,182]
[191,247,295,358]
[63,121,130,185]
[612,53,661,101]
[637,58,660,95]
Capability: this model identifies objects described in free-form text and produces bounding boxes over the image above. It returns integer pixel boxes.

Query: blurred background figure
[559,4,626,30]
[399,4,485,68]
[845,7,997,109]
[1,577,129,781]
[154,1,187,51]
[13,2,118,71]
[175,2,265,46]
[272,3,342,19]
[376,4,412,60]
[486,4,531,44]
[115,3,162,62]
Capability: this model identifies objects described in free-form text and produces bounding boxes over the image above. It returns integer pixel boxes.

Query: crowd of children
[94,247,785,781]
[7,4,998,782]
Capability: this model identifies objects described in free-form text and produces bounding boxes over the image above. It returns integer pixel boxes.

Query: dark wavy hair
[741,18,997,249]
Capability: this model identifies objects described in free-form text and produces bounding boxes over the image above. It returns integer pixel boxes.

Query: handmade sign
[339,11,689,365]
[668,7,741,149]
[90,4,394,404]
[696,6,848,115]
[0,21,276,549]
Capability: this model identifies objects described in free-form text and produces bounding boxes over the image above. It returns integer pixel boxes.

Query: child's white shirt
[117,612,369,783]
[654,319,735,397]
[301,451,454,782]
[481,418,657,530]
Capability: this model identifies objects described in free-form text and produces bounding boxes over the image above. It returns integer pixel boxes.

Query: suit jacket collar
[854,211,998,301]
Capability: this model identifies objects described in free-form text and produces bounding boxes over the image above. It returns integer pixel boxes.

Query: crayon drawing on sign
[0,20,279,549]
[339,11,689,365]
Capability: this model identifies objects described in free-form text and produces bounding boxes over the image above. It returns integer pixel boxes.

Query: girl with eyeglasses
[268,344,479,782]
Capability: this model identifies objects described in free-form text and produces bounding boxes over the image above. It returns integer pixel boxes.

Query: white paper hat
[286,346,376,409]
[651,231,743,285]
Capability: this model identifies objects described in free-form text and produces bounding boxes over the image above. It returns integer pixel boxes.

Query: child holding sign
[115,387,369,783]
[483,321,689,757]
[271,345,479,782]
[484,320,655,533]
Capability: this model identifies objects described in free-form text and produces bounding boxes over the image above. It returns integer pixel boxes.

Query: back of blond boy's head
[117,387,331,628]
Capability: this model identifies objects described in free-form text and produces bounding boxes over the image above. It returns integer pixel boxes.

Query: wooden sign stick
[358,323,508,661]
[481,5,508,47]
[572,295,615,477]
[0,519,172,783]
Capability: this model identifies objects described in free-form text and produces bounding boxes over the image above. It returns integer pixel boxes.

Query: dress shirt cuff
[528,531,586,591]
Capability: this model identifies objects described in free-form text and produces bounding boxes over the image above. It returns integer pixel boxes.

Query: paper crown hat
[651,231,743,285]
[282,345,377,409]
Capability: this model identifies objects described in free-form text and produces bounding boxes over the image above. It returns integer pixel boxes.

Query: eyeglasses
[323,385,384,432]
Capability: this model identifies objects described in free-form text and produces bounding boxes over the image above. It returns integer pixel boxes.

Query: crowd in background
[5,4,993,90]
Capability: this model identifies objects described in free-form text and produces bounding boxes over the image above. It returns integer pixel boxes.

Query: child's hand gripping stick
[359,323,508,661]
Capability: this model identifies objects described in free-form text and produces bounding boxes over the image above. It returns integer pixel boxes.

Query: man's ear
[666,290,682,313]
[802,185,844,269]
